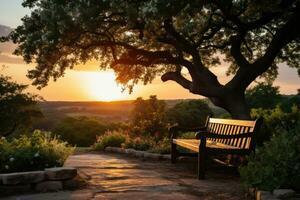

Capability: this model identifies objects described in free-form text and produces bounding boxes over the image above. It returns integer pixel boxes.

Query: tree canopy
[130,95,167,138]
[0,75,42,137]
[166,100,212,127]
[3,0,300,118]
[245,83,281,109]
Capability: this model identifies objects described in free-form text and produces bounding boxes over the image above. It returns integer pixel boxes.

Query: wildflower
[34,152,39,157]
[9,157,15,162]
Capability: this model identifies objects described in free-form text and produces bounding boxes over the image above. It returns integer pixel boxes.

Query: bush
[239,123,300,191]
[251,105,300,146]
[130,96,168,139]
[0,130,74,173]
[166,99,212,127]
[93,130,127,150]
[53,116,118,147]
[122,137,154,151]
[149,138,170,154]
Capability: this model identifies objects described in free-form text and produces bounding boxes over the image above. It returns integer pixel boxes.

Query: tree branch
[227,7,300,90]
[161,71,192,91]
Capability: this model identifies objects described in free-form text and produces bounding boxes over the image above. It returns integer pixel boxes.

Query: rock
[134,151,144,158]
[109,147,125,153]
[273,189,296,198]
[105,147,113,152]
[125,148,136,155]
[143,152,162,160]
[35,181,62,192]
[45,167,77,180]
[115,147,125,154]
[162,154,171,160]
[0,171,44,185]
[0,184,31,196]
[256,190,279,200]
[63,179,80,190]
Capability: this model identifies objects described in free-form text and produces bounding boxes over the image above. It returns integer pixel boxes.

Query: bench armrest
[169,125,207,139]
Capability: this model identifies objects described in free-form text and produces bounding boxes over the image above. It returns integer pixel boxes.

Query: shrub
[130,96,168,139]
[166,99,212,127]
[122,137,154,151]
[149,138,170,154]
[93,130,126,150]
[239,123,300,191]
[251,105,300,146]
[53,116,118,147]
[0,130,74,173]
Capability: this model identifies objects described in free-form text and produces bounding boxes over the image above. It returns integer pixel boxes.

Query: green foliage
[251,105,300,146]
[149,138,170,154]
[246,83,281,109]
[130,95,168,139]
[122,137,153,151]
[53,116,117,147]
[0,75,43,137]
[239,123,300,191]
[280,94,300,112]
[166,100,212,127]
[6,0,299,95]
[93,130,127,151]
[0,130,74,173]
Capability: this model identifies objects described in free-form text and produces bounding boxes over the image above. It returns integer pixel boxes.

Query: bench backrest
[205,117,262,150]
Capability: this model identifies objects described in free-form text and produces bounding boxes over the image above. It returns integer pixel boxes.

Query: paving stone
[273,189,296,198]
[0,171,44,185]
[0,184,31,196]
[62,179,80,190]
[35,181,62,192]
[45,167,77,180]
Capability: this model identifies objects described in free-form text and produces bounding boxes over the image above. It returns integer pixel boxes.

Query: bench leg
[171,142,178,163]
[198,138,206,179]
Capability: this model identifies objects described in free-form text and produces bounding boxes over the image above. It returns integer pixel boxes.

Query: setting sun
[81,71,128,101]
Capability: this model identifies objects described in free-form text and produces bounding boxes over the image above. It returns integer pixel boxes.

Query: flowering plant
[0,130,74,173]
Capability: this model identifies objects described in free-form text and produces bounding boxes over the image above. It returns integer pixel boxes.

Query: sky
[0,0,299,101]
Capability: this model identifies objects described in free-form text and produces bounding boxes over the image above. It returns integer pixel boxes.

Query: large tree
[3,0,300,119]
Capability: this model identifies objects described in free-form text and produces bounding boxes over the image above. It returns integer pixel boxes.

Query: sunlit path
[1,152,246,200]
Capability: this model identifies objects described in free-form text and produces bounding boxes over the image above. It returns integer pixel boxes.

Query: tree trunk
[209,91,251,120]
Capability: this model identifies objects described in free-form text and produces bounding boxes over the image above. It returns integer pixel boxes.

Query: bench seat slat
[173,139,242,153]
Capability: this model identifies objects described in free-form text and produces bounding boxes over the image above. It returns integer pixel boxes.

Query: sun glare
[81,71,128,101]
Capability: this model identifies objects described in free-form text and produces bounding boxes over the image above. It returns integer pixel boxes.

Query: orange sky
[0,1,299,101]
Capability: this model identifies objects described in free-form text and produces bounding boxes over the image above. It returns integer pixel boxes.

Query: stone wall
[0,167,79,196]
[105,147,171,160]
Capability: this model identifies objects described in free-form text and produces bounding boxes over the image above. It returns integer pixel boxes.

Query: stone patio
[0,152,247,200]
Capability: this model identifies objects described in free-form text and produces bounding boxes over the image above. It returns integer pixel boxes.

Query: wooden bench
[170,117,262,179]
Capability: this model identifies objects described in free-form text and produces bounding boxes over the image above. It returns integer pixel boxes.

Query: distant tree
[3,0,300,119]
[281,92,300,112]
[53,116,117,147]
[166,100,213,127]
[0,75,42,137]
[245,83,281,109]
[130,95,167,138]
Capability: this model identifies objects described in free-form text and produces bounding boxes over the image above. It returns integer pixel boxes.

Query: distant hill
[34,99,228,131]
[0,24,20,64]
[0,25,12,37]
